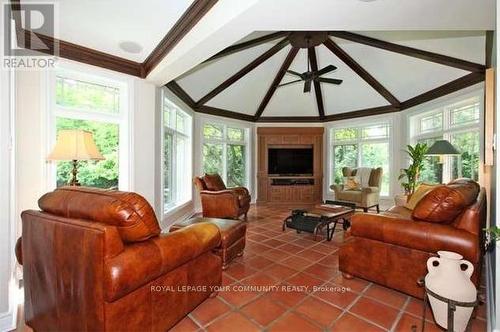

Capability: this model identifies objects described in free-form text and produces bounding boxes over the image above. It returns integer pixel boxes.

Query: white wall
[0,49,17,332]
[131,79,157,208]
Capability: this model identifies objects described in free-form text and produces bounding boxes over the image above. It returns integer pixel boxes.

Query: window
[331,123,391,196]
[409,96,481,183]
[51,68,128,189]
[202,122,248,187]
[161,92,192,213]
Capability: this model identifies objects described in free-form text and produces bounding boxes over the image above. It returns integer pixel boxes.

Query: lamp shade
[426,140,461,156]
[48,129,104,161]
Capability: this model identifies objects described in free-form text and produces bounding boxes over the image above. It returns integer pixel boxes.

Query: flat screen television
[268,148,313,176]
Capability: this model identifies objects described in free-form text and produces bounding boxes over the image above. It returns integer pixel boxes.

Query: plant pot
[425,251,477,332]
[394,194,408,207]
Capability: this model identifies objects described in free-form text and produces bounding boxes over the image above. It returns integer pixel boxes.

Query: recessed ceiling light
[119,41,143,54]
[358,0,377,2]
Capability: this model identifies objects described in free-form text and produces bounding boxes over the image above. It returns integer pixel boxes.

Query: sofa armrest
[104,223,221,302]
[230,186,250,197]
[362,187,379,194]
[199,190,240,218]
[330,184,343,193]
[152,223,221,270]
[350,214,479,264]
[15,237,22,265]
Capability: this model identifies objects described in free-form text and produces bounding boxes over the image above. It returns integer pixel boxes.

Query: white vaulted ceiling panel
[261,49,318,117]
[315,44,390,115]
[207,46,291,115]
[332,36,471,102]
[22,0,194,62]
[176,40,283,102]
[355,31,486,65]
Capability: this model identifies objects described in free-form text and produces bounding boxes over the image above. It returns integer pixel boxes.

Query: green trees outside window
[202,123,247,188]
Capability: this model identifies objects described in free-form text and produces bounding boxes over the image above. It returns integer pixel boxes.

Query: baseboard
[486,250,496,332]
[0,311,15,332]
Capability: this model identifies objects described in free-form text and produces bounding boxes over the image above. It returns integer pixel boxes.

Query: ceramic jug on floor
[425,251,477,332]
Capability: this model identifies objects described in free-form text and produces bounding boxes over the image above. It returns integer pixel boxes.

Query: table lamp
[425,139,461,163]
[47,129,104,186]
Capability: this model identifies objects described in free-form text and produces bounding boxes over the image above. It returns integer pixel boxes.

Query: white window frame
[160,93,193,214]
[46,62,131,191]
[200,119,250,188]
[407,92,483,183]
[327,116,394,198]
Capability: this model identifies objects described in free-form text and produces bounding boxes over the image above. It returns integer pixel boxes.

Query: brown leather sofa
[194,174,251,220]
[170,217,247,269]
[340,179,486,299]
[15,187,222,331]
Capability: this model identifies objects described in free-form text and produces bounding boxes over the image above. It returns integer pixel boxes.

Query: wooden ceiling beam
[257,116,322,123]
[400,71,485,110]
[308,47,325,119]
[323,38,400,107]
[196,105,256,122]
[330,31,486,73]
[324,105,399,122]
[195,38,290,107]
[166,81,196,108]
[254,46,300,120]
[206,31,290,62]
[143,0,219,75]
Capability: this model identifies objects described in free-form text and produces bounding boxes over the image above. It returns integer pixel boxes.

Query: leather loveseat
[339,178,486,299]
[15,187,222,331]
[194,174,251,220]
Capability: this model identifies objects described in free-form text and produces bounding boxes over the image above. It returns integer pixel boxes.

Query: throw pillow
[343,176,361,190]
[405,183,438,210]
[412,180,480,224]
[204,173,226,191]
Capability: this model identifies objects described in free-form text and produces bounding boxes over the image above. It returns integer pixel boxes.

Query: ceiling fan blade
[278,79,303,87]
[303,80,312,93]
[286,70,304,78]
[317,77,343,85]
[316,65,337,76]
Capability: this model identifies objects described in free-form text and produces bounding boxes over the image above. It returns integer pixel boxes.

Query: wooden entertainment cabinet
[257,127,324,204]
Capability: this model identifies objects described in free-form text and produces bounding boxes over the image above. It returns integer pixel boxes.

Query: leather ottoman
[170,217,246,269]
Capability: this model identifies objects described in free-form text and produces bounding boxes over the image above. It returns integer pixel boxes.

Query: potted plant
[485,226,500,252]
[396,143,428,204]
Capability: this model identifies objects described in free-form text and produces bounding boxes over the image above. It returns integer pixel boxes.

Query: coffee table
[282,201,355,241]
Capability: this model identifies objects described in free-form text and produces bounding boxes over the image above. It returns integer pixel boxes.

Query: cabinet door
[301,187,314,202]
[270,187,284,201]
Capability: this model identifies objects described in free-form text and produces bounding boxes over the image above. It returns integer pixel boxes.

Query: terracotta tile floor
[172,204,487,332]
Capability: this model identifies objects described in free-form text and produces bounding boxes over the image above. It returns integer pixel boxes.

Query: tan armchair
[330,167,383,213]
[194,174,251,220]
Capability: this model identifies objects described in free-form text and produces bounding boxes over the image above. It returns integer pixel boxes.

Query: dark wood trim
[324,105,399,121]
[257,127,324,134]
[166,81,196,108]
[254,47,299,119]
[400,72,485,110]
[206,31,290,62]
[257,116,322,123]
[196,38,290,107]
[20,29,143,77]
[142,0,218,75]
[9,0,22,32]
[308,47,325,119]
[485,31,494,68]
[323,38,400,107]
[330,31,486,73]
[195,105,255,122]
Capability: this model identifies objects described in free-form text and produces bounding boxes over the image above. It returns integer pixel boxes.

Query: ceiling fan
[279,32,343,93]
